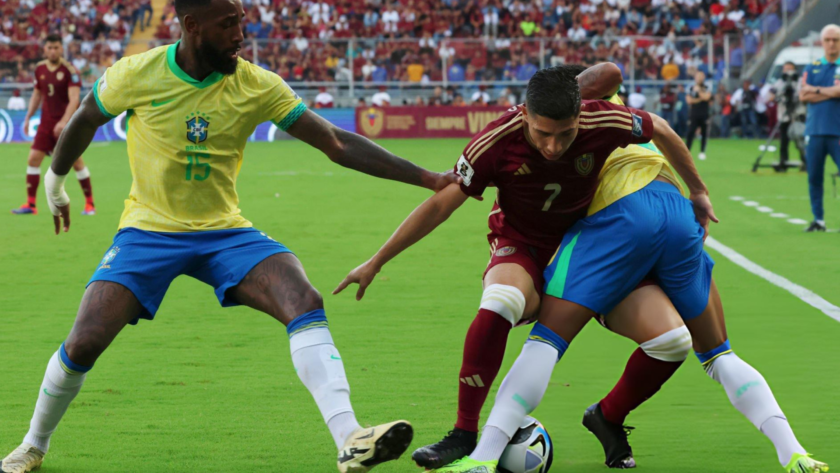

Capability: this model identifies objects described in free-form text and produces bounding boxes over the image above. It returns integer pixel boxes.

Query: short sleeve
[264,72,307,131]
[453,139,497,197]
[93,58,132,118]
[68,67,81,87]
[580,100,653,148]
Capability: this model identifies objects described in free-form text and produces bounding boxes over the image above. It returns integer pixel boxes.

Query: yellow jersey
[587,95,684,216]
[93,41,306,232]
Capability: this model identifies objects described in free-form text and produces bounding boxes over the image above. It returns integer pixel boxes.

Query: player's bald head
[175,0,241,22]
[821,24,840,38]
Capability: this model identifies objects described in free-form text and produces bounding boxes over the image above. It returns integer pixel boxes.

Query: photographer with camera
[768,61,805,169]
[686,71,712,160]
[799,24,840,232]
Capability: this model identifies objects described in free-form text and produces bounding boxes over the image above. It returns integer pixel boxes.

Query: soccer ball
[498,416,554,473]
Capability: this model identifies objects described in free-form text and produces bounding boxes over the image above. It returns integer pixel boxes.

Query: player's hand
[333,259,381,301]
[52,203,71,235]
[428,170,463,192]
[690,192,718,240]
[54,121,67,137]
[24,118,30,135]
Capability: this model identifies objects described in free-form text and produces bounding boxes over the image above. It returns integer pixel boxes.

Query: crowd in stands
[0,0,797,91]
[0,0,148,82]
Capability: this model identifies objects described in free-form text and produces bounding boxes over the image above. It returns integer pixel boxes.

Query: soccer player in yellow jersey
[433,70,828,473]
[0,0,460,471]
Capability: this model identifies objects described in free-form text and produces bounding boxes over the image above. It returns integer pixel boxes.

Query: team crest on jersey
[496,246,517,257]
[186,112,210,144]
[99,247,119,269]
[56,71,64,81]
[575,153,594,175]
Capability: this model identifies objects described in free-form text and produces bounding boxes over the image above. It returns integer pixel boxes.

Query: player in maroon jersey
[12,35,95,216]
[333,64,708,469]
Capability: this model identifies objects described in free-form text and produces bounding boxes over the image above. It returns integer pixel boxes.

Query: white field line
[706,237,840,323]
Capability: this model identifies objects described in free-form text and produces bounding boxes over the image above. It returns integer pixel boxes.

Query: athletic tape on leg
[640,326,692,362]
[480,284,526,326]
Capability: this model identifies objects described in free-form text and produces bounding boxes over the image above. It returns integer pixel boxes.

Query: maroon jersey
[33,60,81,123]
[454,101,654,251]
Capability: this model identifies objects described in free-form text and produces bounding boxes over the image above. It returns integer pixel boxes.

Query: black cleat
[804,221,826,232]
[411,428,477,470]
[582,403,637,469]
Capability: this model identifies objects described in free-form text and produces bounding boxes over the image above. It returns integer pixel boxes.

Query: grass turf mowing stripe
[706,236,840,322]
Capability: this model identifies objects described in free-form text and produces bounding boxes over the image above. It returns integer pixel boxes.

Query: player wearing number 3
[0,0,463,471]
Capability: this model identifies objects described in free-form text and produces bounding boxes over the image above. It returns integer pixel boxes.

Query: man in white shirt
[371,86,391,107]
[382,5,399,33]
[293,31,309,52]
[314,87,335,108]
[7,90,26,111]
[103,10,120,28]
[568,22,588,42]
[628,86,647,109]
[361,59,376,80]
[471,86,491,105]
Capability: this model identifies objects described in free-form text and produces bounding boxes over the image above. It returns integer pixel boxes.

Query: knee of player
[63,335,105,368]
[639,325,693,362]
[480,284,527,326]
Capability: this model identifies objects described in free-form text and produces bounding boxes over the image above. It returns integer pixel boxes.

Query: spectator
[371,85,391,107]
[7,89,25,110]
[452,93,466,106]
[471,84,491,104]
[731,79,759,138]
[629,85,646,110]
[660,59,680,81]
[716,86,733,138]
[515,57,537,82]
[659,83,676,127]
[675,84,689,136]
[314,87,334,108]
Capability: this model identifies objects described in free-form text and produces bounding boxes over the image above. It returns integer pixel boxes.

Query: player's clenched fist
[333,259,381,301]
[45,168,71,234]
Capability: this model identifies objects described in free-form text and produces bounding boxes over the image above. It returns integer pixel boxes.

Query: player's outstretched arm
[333,183,469,300]
[649,112,719,237]
[287,109,461,192]
[46,91,112,234]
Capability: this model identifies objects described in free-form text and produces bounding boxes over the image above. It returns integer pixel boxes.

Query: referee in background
[686,71,712,160]
[800,24,840,232]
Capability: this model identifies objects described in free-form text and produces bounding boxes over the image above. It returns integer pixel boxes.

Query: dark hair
[564,64,588,77]
[44,34,62,44]
[175,0,212,18]
[526,66,581,120]
[784,61,796,68]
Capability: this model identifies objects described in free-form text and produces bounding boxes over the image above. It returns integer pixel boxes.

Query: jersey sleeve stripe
[470,122,523,164]
[272,102,307,131]
[580,109,631,118]
[580,115,632,125]
[578,123,632,131]
[465,113,523,161]
[92,77,117,119]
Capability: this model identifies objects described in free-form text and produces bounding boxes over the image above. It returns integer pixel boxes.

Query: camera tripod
[751,119,804,172]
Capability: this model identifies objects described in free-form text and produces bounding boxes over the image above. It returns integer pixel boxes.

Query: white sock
[471,426,511,462]
[75,167,90,180]
[27,166,41,175]
[706,352,805,466]
[473,340,559,462]
[290,327,360,449]
[24,351,87,453]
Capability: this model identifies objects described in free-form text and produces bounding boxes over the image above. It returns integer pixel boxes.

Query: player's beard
[199,41,239,76]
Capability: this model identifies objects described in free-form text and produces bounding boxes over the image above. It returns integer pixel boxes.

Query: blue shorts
[543,180,714,320]
[88,227,293,324]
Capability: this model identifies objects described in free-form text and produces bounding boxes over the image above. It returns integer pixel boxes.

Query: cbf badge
[185,112,210,144]
[99,247,119,269]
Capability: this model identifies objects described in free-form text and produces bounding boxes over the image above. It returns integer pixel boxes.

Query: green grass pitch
[1,138,839,473]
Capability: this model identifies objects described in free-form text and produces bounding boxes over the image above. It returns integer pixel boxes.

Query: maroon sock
[454,309,512,432]
[26,173,40,206]
[599,348,683,425]
[78,177,93,204]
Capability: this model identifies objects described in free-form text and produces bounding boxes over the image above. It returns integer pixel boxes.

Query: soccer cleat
[804,221,826,232]
[785,453,828,473]
[82,203,96,216]
[433,457,497,473]
[412,428,478,469]
[337,420,413,473]
[10,204,37,215]
[582,403,636,469]
[1,443,45,473]
[699,152,707,160]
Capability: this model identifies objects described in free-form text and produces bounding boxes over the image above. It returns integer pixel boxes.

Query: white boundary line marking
[706,237,840,322]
